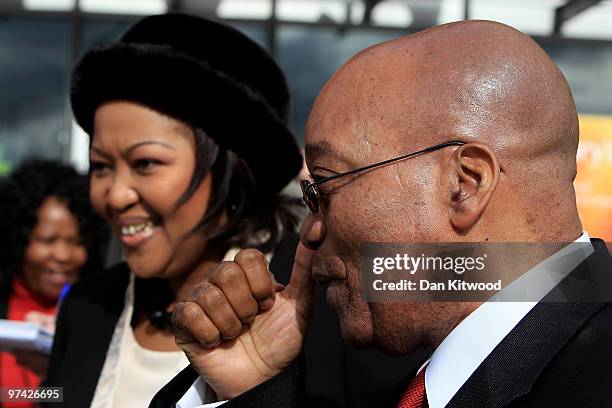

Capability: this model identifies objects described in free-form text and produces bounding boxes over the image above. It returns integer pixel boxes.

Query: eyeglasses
[300,140,465,214]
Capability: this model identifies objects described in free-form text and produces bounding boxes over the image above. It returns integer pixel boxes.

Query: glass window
[277,25,404,145]
[0,16,71,175]
[541,41,612,115]
[232,22,269,50]
[80,17,136,56]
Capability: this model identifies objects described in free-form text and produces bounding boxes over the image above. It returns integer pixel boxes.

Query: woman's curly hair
[0,159,109,298]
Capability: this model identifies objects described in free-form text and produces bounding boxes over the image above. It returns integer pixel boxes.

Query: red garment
[397,367,428,408]
[1,276,56,408]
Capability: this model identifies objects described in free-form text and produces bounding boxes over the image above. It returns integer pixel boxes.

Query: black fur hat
[71,13,301,194]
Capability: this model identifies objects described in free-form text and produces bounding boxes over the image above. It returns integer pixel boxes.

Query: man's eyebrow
[305,141,337,162]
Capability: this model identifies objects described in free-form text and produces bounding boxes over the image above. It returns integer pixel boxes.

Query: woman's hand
[15,311,55,378]
[24,311,56,333]
[172,244,315,400]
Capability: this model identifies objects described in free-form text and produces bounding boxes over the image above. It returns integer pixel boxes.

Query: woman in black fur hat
[45,13,304,407]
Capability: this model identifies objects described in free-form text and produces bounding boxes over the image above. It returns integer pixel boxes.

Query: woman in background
[45,13,303,408]
[0,159,107,399]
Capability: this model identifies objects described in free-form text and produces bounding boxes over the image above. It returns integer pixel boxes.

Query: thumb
[286,241,315,300]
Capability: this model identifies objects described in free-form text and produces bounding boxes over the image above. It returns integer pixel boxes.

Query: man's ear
[448,143,500,233]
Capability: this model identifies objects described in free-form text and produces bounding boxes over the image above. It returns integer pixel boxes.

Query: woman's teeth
[120,221,155,236]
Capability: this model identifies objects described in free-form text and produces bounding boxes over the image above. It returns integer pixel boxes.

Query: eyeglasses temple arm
[311,141,465,188]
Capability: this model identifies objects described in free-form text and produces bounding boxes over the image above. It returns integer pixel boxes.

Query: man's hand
[172,243,315,400]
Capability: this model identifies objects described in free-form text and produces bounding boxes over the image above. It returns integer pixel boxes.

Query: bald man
[153,20,612,408]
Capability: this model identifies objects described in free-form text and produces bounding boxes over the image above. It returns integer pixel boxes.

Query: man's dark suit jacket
[44,234,423,407]
[151,239,612,408]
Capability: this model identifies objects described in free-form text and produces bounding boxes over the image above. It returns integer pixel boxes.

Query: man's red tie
[396,368,428,408]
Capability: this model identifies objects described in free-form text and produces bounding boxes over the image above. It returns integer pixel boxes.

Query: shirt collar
[425,232,593,408]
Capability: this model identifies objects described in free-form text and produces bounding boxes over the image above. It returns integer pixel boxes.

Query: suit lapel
[66,264,131,407]
[447,302,606,408]
[447,240,610,408]
[149,365,199,407]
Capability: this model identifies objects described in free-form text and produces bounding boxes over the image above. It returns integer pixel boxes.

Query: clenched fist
[172,243,315,400]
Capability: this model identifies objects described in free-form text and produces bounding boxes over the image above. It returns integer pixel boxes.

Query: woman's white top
[89,272,187,408]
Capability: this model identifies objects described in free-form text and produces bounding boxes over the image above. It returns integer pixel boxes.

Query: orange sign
[575,114,612,242]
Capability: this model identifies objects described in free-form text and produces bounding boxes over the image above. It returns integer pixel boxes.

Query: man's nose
[300,212,326,250]
[106,175,138,213]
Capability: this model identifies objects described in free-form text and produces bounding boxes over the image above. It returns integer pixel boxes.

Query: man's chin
[325,283,376,347]
[338,317,375,349]
[373,340,421,356]
[370,325,424,356]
